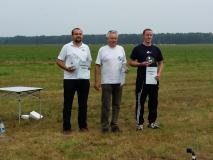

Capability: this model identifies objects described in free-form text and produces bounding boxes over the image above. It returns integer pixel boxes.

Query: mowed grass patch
[0,44,212,160]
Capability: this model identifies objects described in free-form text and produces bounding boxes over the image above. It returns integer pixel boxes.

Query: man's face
[143,30,153,44]
[72,29,83,43]
[107,33,118,47]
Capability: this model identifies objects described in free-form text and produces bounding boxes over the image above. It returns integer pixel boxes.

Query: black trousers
[63,79,90,131]
[135,82,159,125]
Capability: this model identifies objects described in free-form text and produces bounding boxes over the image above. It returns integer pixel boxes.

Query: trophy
[146,56,155,64]
[65,54,80,70]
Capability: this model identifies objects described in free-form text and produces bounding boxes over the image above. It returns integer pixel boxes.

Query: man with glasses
[56,28,92,134]
[95,30,127,133]
[128,28,164,131]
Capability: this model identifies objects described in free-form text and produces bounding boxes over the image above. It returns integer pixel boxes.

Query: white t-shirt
[96,45,127,84]
[57,42,92,79]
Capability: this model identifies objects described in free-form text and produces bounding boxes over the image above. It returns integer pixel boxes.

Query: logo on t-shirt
[118,56,123,62]
[146,51,151,54]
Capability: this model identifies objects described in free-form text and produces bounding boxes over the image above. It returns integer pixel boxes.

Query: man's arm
[128,59,151,67]
[94,64,101,91]
[56,59,75,73]
[155,60,164,80]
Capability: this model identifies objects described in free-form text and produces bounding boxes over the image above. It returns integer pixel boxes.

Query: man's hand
[128,59,151,67]
[155,73,161,81]
[140,61,151,67]
[94,82,101,91]
[66,67,76,73]
[94,64,101,91]
[155,60,163,81]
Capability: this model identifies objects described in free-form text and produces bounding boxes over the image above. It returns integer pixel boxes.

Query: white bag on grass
[30,111,43,120]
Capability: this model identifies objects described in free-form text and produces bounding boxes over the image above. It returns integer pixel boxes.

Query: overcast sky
[0,0,212,37]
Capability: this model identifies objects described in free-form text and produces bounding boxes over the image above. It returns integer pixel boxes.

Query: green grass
[0,44,213,160]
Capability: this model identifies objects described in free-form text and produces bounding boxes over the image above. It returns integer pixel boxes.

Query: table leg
[18,94,21,124]
[39,90,41,119]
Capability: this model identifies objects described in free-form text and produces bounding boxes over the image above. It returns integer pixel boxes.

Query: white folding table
[0,86,43,123]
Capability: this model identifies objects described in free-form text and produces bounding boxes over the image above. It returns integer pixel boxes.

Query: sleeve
[130,47,138,60]
[156,47,164,62]
[95,48,102,65]
[57,45,67,61]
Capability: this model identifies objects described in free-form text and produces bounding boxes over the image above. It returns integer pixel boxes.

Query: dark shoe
[80,128,89,132]
[148,122,159,129]
[111,126,121,133]
[63,130,72,135]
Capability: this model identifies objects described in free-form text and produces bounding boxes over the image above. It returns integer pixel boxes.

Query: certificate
[77,60,90,79]
[146,67,157,85]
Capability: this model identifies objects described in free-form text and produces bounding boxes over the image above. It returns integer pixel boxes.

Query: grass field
[0,44,212,160]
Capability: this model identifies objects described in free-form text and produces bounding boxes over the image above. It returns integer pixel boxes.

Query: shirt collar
[70,41,84,48]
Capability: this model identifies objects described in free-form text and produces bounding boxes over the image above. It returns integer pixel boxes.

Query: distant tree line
[0,33,213,44]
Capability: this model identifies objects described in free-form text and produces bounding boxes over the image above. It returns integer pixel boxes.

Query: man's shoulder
[116,45,124,49]
[151,44,162,54]
[81,42,89,48]
[132,44,144,52]
[63,42,72,48]
[151,44,160,49]
[98,45,108,51]
[115,45,125,51]
[101,45,108,49]
[134,44,143,49]
[63,42,89,48]
[99,45,124,52]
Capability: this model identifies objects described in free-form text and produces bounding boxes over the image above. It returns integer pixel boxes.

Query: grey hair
[106,30,118,38]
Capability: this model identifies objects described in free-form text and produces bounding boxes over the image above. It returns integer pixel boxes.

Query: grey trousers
[101,84,123,129]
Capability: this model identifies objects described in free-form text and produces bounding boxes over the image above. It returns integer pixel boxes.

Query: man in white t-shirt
[95,30,127,133]
[56,28,92,134]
